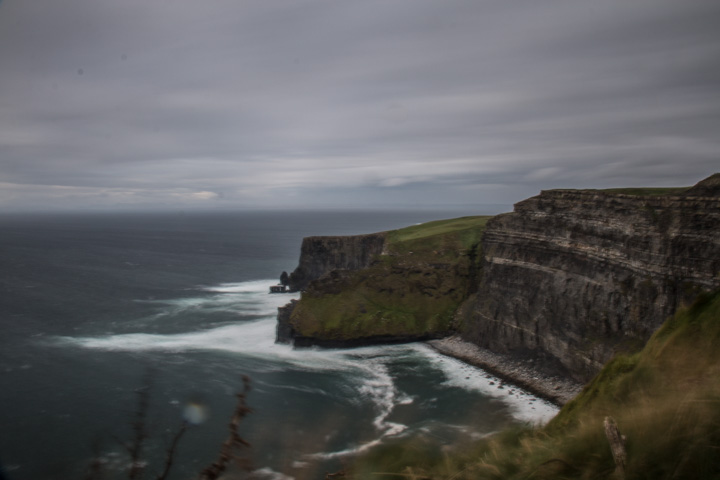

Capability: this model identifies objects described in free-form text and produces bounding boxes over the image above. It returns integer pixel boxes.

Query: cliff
[277,216,489,346]
[276,174,719,383]
[286,233,386,292]
[462,175,720,381]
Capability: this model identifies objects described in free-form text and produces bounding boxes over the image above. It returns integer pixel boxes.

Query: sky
[1,0,719,212]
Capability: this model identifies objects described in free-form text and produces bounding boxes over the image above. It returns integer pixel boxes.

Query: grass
[350,290,720,479]
[385,216,489,260]
[288,216,490,342]
[386,216,491,245]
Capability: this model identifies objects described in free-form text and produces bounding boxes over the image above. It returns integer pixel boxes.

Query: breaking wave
[53,278,559,464]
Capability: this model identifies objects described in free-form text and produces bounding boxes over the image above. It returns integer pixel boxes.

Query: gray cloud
[1,0,719,211]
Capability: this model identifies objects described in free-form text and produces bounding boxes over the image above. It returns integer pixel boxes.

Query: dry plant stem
[603,416,627,479]
[156,421,189,480]
[199,376,253,480]
[83,440,105,480]
[127,371,154,480]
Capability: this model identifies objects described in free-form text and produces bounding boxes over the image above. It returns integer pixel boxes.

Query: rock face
[276,299,298,344]
[463,181,720,381]
[287,233,386,292]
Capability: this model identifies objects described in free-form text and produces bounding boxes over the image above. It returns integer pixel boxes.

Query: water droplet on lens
[183,402,208,424]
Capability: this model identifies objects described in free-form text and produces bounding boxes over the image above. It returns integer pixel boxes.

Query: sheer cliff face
[287,233,386,292]
[464,189,720,381]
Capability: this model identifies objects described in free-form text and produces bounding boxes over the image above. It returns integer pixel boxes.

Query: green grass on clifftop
[386,216,490,245]
[352,290,720,479]
[288,216,490,342]
[383,216,490,263]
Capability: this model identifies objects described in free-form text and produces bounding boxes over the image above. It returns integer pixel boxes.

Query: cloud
[0,0,719,211]
[184,191,219,201]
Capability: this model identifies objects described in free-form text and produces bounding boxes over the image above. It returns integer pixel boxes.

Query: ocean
[0,210,557,480]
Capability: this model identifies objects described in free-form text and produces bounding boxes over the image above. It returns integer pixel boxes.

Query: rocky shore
[427,335,583,406]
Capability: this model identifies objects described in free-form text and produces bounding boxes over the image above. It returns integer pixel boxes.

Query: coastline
[426,336,583,406]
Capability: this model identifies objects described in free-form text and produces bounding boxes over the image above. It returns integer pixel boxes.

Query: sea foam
[56,277,558,457]
[414,344,559,423]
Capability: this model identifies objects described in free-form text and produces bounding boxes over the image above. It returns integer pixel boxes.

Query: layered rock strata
[463,183,720,382]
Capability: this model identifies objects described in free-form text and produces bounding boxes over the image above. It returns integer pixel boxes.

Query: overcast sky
[1,0,719,212]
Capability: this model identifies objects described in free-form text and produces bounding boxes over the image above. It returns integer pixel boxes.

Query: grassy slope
[386,216,491,246]
[288,216,490,341]
[353,290,720,479]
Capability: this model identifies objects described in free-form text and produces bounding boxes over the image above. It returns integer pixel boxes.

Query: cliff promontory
[277,216,489,346]
[463,175,720,381]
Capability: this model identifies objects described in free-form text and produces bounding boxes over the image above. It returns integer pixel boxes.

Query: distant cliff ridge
[287,233,386,292]
[464,179,720,381]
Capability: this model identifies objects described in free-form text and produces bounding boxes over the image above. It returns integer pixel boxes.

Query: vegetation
[351,289,720,479]
[385,216,490,250]
[86,376,253,480]
[288,216,490,342]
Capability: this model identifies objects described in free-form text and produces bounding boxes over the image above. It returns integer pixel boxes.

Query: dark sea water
[0,210,556,480]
